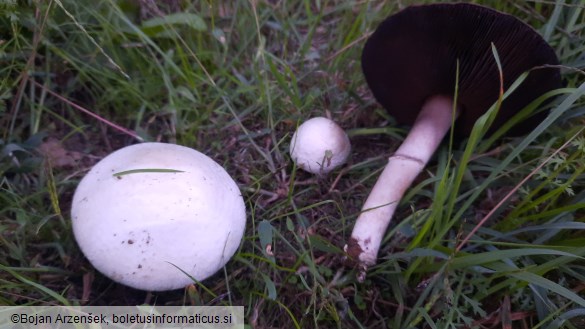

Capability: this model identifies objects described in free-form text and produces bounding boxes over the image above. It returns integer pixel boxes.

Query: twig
[31,80,143,142]
[455,126,585,252]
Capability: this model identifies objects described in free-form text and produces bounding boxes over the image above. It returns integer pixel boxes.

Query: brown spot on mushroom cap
[362,3,562,137]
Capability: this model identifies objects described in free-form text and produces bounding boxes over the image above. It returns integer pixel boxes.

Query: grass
[1,0,585,328]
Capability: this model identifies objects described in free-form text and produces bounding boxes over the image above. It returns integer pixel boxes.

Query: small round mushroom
[71,143,246,291]
[347,3,562,277]
[290,117,351,175]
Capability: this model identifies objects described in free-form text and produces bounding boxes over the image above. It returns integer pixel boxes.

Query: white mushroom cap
[71,143,246,291]
[290,117,351,174]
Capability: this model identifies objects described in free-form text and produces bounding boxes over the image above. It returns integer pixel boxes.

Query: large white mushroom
[71,142,246,291]
[290,117,351,175]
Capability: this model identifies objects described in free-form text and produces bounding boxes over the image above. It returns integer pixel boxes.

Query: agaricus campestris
[346,3,562,278]
[71,142,246,291]
[290,117,351,175]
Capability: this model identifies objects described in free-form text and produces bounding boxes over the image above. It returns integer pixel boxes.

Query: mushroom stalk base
[346,95,455,280]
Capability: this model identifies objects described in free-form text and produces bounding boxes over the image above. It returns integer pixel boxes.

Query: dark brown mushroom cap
[361,3,562,137]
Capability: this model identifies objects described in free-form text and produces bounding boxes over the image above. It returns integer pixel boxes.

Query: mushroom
[71,143,246,291]
[346,3,562,277]
[290,117,351,175]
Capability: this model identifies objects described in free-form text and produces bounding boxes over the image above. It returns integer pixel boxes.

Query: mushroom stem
[346,95,456,279]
